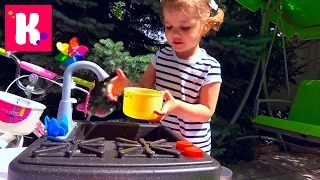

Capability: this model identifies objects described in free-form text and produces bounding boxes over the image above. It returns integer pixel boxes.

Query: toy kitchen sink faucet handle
[56,61,109,132]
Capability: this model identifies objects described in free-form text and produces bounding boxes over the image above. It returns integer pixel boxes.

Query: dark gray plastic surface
[8,121,221,180]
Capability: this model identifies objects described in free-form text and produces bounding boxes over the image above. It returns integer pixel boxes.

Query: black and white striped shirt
[151,47,222,155]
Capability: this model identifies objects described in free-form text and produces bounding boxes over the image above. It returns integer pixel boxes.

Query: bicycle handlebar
[1,48,53,95]
[0,47,93,95]
[0,48,6,57]
[0,48,39,94]
[20,61,57,80]
[73,77,93,88]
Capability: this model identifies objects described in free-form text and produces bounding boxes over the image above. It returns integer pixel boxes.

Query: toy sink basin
[0,91,46,135]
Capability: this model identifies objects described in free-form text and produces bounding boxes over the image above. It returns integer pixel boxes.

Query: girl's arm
[172,82,221,122]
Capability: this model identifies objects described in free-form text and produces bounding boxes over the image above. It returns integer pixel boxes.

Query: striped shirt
[151,47,222,155]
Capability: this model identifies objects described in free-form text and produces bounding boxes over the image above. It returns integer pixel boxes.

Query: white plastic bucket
[220,166,233,180]
[0,91,46,135]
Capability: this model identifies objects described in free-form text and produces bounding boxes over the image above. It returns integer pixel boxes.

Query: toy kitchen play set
[0,38,223,180]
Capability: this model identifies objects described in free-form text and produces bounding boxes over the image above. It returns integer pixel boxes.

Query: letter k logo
[5,5,52,52]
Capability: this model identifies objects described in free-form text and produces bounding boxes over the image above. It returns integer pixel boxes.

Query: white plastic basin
[0,91,46,135]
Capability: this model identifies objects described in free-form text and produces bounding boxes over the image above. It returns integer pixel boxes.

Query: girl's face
[163,6,204,53]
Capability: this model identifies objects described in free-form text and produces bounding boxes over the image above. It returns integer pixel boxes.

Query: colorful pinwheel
[55,37,89,67]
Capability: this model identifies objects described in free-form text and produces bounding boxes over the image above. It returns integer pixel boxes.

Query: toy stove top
[28,136,182,165]
[115,137,181,158]
[8,121,221,180]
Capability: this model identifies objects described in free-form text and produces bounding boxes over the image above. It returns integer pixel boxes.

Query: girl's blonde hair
[160,0,224,34]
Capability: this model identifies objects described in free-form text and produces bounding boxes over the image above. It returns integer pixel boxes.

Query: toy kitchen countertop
[7,121,222,180]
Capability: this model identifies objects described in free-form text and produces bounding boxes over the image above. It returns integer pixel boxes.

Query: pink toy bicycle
[0,48,111,149]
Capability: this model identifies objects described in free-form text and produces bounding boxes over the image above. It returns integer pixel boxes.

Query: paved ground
[226,152,320,179]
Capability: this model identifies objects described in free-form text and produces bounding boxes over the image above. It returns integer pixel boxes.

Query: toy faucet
[56,61,109,132]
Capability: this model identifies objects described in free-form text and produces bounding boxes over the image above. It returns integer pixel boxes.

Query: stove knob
[183,147,204,158]
[176,140,193,150]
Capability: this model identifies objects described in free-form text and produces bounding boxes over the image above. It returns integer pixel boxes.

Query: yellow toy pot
[123,87,163,120]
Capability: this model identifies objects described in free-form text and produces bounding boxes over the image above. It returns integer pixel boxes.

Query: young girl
[106,0,224,155]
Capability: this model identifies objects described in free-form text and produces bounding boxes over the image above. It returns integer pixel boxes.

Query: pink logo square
[5,5,52,52]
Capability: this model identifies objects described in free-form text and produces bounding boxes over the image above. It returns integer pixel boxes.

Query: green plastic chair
[252,80,320,143]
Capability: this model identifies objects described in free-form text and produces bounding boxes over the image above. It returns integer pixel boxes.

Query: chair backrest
[288,80,320,125]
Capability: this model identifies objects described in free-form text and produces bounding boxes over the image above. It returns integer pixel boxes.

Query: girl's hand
[106,68,128,102]
[150,90,178,123]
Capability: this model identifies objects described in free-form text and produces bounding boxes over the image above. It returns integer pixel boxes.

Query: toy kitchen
[0,43,222,179]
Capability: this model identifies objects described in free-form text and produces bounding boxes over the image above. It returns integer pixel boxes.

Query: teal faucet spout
[56,61,109,131]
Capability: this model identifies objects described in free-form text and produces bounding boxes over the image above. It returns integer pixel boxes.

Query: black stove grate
[32,136,105,158]
[115,137,181,158]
